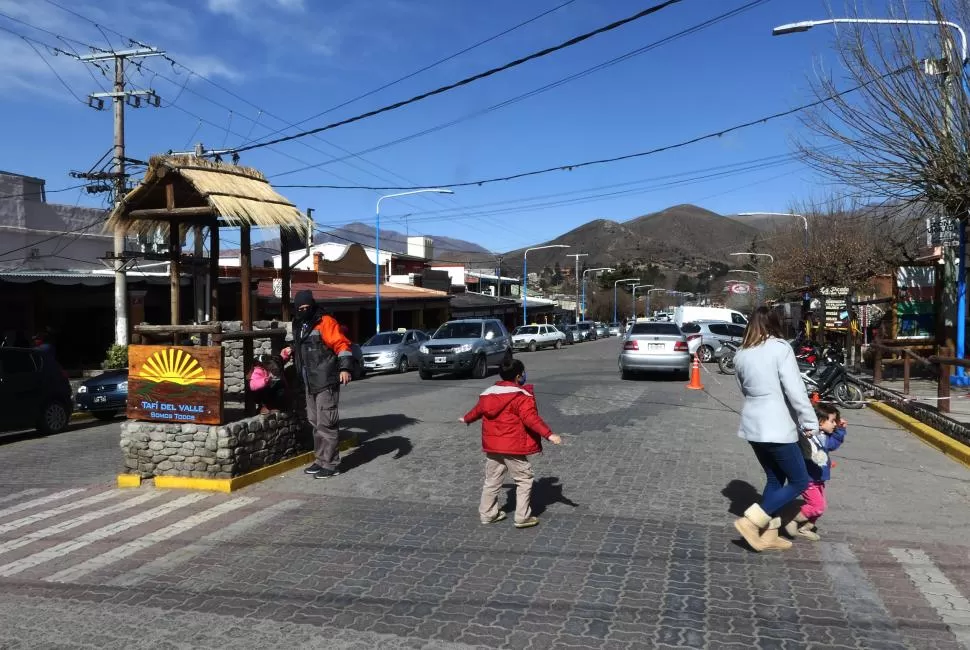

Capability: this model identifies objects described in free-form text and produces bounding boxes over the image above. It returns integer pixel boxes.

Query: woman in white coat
[733,307,818,552]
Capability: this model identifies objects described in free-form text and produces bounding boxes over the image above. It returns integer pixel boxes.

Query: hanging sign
[126,346,224,425]
[925,217,960,247]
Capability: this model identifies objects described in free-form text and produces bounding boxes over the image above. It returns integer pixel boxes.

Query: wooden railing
[871,341,952,413]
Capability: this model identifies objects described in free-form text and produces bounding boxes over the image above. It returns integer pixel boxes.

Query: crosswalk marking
[108,499,304,587]
[44,497,259,583]
[0,493,209,578]
[0,490,44,507]
[0,489,86,521]
[0,491,163,556]
[891,548,970,649]
[0,491,121,535]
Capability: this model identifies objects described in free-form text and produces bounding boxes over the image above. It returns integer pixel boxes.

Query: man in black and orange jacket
[286,289,354,479]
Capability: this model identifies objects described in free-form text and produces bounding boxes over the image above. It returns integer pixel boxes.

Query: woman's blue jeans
[749,441,810,516]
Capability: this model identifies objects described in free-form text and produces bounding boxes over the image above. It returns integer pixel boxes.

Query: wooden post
[873,345,883,384]
[903,354,911,396]
[240,223,254,415]
[209,223,219,323]
[938,346,952,414]
[279,226,291,322]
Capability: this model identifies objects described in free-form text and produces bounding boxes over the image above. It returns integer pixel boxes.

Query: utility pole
[567,253,587,323]
[495,256,504,299]
[79,47,164,346]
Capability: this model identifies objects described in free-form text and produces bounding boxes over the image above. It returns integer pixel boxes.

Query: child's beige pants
[479,453,534,523]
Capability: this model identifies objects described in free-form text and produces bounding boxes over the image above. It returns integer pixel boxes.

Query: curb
[867,401,970,470]
[117,434,360,492]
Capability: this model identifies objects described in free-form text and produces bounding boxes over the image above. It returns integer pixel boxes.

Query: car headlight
[77,385,88,394]
[118,381,128,392]
[419,345,429,354]
[456,343,473,353]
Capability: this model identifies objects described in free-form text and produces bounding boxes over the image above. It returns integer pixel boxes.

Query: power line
[0,23,87,103]
[0,183,91,200]
[267,0,772,181]
[231,0,687,154]
[273,71,898,191]
[236,0,579,148]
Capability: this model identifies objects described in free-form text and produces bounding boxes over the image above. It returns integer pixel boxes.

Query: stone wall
[220,320,291,403]
[120,411,311,479]
[858,377,970,446]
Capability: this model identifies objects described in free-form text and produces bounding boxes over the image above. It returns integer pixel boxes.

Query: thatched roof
[106,155,308,235]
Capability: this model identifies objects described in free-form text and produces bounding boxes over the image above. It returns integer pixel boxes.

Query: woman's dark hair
[740,306,784,349]
[499,358,525,381]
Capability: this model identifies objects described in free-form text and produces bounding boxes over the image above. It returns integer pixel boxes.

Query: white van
[673,306,748,327]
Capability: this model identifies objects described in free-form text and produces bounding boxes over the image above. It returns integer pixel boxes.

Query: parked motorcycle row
[714,338,865,409]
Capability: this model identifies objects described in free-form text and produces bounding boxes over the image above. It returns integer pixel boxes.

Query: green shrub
[102,344,128,370]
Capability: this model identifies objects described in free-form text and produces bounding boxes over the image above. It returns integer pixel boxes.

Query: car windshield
[365,333,405,346]
[680,323,701,334]
[577,323,592,331]
[514,326,539,335]
[631,323,682,336]
[609,322,619,327]
[433,322,482,339]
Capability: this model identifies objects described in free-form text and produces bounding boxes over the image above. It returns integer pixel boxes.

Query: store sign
[925,217,960,247]
[896,266,935,340]
[127,346,224,425]
[819,286,849,327]
[727,281,750,294]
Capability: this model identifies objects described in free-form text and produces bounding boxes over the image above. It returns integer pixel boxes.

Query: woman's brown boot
[760,517,793,551]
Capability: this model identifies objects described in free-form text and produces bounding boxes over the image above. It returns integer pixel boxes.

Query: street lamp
[376,188,453,334]
[730,252,775,263]
[771,16,970,374]
[740,211,808,316]
[581,267,613,321]
[646,288,667,319]
[523,244,570,324]
[632,284,653,319]
[613,278,639,323]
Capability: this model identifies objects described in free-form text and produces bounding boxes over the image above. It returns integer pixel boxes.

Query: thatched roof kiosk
[108,155,310,332]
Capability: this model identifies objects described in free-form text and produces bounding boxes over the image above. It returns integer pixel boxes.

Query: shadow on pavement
[621,370,690,382]
[504,476,580,517]
[721,479,761,517]
[340,435,413,472]
[341,414,418,444]
[0,418,114,447]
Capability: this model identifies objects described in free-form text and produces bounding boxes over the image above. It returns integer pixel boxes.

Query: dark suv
[417,319,512,379]
[0,347,73,434]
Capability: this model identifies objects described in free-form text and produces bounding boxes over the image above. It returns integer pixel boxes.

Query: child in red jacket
[461,358,561,528]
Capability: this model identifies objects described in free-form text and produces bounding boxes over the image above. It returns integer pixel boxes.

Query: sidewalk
[855,369,970,425]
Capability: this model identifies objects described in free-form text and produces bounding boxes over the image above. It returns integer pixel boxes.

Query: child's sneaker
[481,511,507,524]
[514,516,539,529]
[796,523,820,541]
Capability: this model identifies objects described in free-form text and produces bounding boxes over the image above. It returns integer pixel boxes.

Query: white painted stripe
[0,491,163,556]
[0,493,208,577]
[890,548,970,649]
[0,491,121,535]
[0,489,44,507]
[108,499,304,587]
[45,496,259,583]
[0,489,86,521]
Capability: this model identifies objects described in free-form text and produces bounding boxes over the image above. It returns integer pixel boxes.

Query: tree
[675,274,694,292]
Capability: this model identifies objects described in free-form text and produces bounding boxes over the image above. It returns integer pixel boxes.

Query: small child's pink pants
[799,481,827,521]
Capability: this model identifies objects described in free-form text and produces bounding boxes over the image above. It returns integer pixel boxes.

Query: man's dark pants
[306,385,340,470]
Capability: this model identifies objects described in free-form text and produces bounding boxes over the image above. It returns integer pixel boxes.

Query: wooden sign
[127,345,224,425]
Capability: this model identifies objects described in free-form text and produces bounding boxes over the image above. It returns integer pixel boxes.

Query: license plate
[94,395,107,403]
[648,343,664,351]
[434,356,447,363]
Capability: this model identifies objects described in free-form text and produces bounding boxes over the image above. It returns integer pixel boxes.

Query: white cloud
[173,53,243,83]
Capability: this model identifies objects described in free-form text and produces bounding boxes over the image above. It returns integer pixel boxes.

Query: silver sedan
[618,322,691,379]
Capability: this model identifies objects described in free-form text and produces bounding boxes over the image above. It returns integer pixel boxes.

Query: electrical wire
[230,0,687,154]
[0,183,90,201]
[0,23,86,104]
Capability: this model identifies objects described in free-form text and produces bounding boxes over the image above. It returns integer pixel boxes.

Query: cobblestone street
[1,338,969,649]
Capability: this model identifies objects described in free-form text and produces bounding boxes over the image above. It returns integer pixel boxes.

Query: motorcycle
[716,341,738,375]
[800,344,864,409]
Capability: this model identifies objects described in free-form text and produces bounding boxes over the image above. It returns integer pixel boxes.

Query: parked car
[512,324,566,352]
[0,347,73,434]
[361,329,429,374]
[607,322,621,336]
[576,321,597,341]
[563,324,579,344]
[618,322,691,379]
[417,319,512,379]
[76,368,128,420]
[594,322,609,338]
[680,321,746,362]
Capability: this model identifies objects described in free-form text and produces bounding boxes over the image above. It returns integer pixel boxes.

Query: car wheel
[554,340,562,350]
[397,356,409,374]
[92,410,118,421]
[528,340,537,352]
[37,401,69,434]
[698,345,714,363]
[419,369,432,380]
[471,355,487,379]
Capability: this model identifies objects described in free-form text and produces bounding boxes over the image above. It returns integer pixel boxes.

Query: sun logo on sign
[139,348,206,386]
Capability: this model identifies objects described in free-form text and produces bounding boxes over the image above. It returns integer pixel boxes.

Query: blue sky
[1,0,908,254]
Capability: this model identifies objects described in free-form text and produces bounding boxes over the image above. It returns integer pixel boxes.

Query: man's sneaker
[303,464,323,475]
[313,467,340,479]
[480,511,507,524]
[514,516,539,529]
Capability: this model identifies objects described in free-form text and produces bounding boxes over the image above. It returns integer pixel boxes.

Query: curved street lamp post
[523,244,570,325]
[581,267,613,321]
[613,278,639,323]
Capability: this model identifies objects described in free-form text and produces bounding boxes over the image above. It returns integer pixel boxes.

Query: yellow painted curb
[147,435,361,493]
[867,401,970,470]
[117,474,142,488]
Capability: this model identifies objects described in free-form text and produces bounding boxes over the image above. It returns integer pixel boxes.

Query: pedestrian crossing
[0,487,303,585]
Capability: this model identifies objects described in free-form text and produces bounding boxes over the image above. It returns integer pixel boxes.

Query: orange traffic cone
[686,355,704,390]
